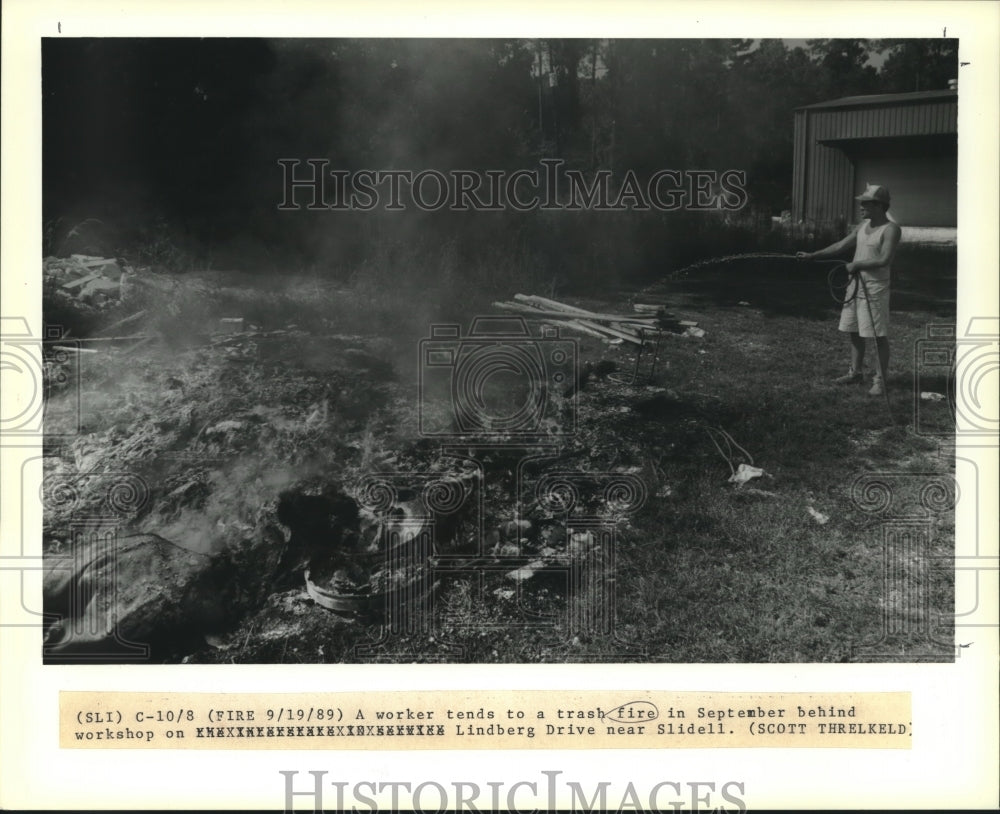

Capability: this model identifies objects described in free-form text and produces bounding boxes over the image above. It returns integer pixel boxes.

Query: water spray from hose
[664,251,858,307]
[665,252,801,281]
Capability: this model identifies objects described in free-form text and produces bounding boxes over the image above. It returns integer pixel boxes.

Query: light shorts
[839,282,890,338]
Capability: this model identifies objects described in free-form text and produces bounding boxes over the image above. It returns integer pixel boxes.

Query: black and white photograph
[1,1,997,810]
[36,35,964,665]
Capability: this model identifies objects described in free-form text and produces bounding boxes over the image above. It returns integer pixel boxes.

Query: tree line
[43,38,957,274]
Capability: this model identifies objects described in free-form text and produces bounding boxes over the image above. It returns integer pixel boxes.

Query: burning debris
[39,267,770,663]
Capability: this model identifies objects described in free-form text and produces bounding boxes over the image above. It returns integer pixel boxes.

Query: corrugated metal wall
[792,97,958,225]
[792,111,807,220]
[809,99,956,140]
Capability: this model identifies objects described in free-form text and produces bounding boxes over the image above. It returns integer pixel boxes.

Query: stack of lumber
[492,294,651,344]
[631,302,699,332]
[492,294,698,344]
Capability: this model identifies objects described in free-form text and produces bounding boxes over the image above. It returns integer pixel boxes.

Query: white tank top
[852,221,894,294]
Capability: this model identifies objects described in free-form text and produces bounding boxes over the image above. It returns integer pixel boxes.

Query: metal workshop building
[792,89,957,228]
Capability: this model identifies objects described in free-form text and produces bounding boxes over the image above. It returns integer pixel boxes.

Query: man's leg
[834,332,865,383]
[851,332,867,372]
[874,336,889,377]
[870,336,890,395]
[867,286,891,395]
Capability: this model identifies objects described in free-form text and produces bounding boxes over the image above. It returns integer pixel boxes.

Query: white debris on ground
[44,254,126,310]
[807,506,830,525]
[728,463,764,486]
[505,561,548,582]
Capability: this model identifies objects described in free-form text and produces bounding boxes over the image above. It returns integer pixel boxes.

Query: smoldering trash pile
[40,272,751,664]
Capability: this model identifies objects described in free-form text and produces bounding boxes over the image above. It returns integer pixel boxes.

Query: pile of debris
[43,254,182,337]
[492,293,700,344]
[43,254,131,312]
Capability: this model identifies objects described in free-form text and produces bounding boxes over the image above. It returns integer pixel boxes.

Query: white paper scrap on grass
[728,463,764,485]
[807,506,830,525]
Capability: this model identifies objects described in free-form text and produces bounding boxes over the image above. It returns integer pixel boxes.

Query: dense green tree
[873,39,959,92]
[725,40,824,212]
[806,38,879,99]
[45,37,954,259]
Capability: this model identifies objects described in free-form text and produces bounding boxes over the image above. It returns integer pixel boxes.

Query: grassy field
[43,242,958,664]
[592,252,956,662]
[334,250,957,664]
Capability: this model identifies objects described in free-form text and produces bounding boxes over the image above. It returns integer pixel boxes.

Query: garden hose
[815,258,896,423]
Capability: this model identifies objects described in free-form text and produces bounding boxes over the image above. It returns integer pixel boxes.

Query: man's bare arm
[796,229,858,261]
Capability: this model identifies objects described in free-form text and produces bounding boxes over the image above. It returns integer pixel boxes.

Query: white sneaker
[834,369,863,385]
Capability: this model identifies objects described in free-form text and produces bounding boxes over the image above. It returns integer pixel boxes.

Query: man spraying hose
[796,184,902,396]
